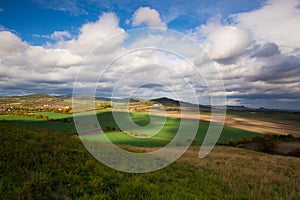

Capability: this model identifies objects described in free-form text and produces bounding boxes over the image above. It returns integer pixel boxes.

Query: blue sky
[0,0,262,44]
[0,0,300,110]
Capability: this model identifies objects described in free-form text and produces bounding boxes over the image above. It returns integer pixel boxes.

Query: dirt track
[164,112,300,137]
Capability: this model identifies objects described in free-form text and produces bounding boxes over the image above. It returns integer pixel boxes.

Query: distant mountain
[226,105,247,109]
[150,97,208,107]
[111,97,141,103]
[95,97,142,103]
[55,95,142,103]
[150,97,212,112]
[55,94,73,99]
[151,97,180,106]
[14,93,52,99]
[95,97,111,101]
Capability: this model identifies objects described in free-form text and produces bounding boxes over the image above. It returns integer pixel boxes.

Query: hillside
[1,121,299,199]
[151,97,181,106]
[0,94,70,112]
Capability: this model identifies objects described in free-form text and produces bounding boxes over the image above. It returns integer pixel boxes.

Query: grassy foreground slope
[1,122,299,199]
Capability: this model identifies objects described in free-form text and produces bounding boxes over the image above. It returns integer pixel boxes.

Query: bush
[231,135,278,154]
[287,149,300,157]
[228,138,236,146]
[260,138,278,154]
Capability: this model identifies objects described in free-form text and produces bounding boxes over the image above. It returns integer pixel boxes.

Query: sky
[0,0,299,110]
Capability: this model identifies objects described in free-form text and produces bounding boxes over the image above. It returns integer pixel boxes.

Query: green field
[0,115,76,133]
[83,110,261,146]
[34,112,72,119]
[1,122,299,199]
[0,110,260,146]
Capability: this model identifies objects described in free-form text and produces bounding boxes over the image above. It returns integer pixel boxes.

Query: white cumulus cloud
[132,7,167,28]
[0,31,27,53]
[50,31,71,40]
[59,12,125,55]
[232,0,300,49]
[205,26,250,60]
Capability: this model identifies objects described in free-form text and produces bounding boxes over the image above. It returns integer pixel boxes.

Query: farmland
[0,114,76,133]
[0,110,261,146]
[1,95,299,199]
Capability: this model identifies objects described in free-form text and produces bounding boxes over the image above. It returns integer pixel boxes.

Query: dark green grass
[0,110,260,147]
[0,122,245,199]
[0,115,76,133]
[33,109,300,125]
[89,110,261,146]
[34,112,72,119]
[80,132,169,147]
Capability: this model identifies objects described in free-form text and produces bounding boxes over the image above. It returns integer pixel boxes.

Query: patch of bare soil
[164,112,300,137]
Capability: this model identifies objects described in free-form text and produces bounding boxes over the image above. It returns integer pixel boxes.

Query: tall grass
[1,121,299,199]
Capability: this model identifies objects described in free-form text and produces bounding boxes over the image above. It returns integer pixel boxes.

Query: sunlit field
[0,110,260,146]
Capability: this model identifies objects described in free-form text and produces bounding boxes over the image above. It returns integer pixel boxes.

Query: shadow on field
[0,111,261,147]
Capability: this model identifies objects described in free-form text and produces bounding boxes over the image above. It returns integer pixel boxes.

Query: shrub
[287,149,300,157]
[228,138,236,146]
